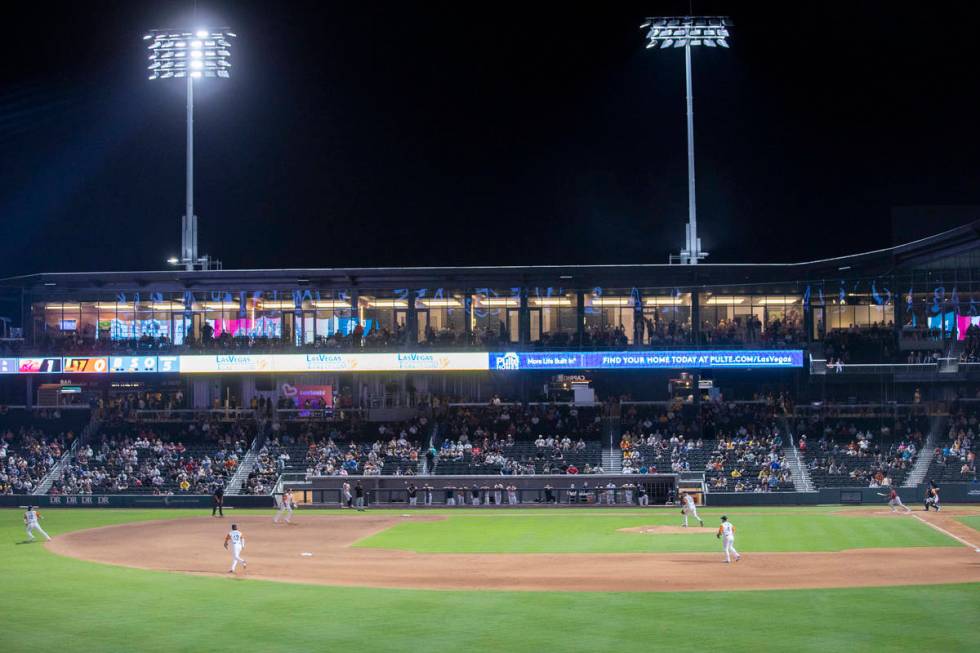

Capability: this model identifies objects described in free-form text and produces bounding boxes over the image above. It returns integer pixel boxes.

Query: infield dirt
[46,511,980,592]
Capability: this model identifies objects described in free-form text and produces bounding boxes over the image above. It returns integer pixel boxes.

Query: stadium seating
[923,407,978,483]
[51,420,252,495]
[796,414,925,488]
[0,427,68,494]
[434,404,603,475]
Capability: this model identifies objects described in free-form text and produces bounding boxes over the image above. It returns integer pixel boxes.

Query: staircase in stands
[601,415,622,473]
[903,414,946,488]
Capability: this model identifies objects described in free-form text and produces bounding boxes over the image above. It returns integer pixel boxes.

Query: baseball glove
[716,533,720,539]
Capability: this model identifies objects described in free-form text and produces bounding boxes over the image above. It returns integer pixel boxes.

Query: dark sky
[1,1,979,277]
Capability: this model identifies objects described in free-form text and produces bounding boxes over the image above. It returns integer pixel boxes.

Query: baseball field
[5,505,980,652]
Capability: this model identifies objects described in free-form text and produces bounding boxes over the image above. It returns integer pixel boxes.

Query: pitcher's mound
[619,525,715,535]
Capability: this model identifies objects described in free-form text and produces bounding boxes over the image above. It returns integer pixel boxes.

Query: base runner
[224,523,247,573]
[24,505,52,542]
[877,488,912,513]
[717,515,740,563]
[681,491,704,527]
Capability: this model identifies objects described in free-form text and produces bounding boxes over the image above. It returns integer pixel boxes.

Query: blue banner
[489,350,804,370]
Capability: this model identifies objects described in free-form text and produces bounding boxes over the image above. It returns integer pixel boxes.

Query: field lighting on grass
[145,28,236,270]
[641,16,731,265]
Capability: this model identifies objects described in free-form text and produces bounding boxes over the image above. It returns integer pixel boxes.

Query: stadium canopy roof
[1,220,977,293]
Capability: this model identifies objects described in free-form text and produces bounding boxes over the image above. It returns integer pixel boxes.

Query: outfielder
[877,487,912,513]
[224,523,247,573]
[24,505,52,542]
[717,515,740,563]
[274,489,295,524]
[681,491,704,527]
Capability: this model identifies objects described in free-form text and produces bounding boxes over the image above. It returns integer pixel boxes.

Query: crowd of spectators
[618,402,793,491]
[797,415,924,488]
[299,419,425,478]
[51,420,251,495]
[929,408,977,481]
[435,404,602,475]
[960,323,980,362]
[823,323,900,366]
[701,310,804,347]
[0,428,68,494]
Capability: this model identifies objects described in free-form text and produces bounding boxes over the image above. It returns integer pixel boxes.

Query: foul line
[911,513,980,551]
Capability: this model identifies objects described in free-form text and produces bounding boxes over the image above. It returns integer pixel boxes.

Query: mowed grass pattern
[957,515,980,533]
[2,508,978,653]
[355,509,957,553]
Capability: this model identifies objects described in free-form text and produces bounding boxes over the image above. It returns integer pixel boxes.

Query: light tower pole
[642,16,731,265]
[145,28,236,270]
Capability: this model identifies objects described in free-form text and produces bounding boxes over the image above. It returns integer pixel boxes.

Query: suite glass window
[584,289,636,346]
[417,290,466,345]
[641,293,692,345]
[529,291,577,346]
[470,289,518,345]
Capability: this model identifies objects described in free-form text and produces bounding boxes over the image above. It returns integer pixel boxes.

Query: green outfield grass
[355,508,957,553]
[3,507,978,653]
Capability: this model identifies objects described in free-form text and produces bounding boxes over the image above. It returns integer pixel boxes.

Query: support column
[519,289,530,346]
[405,290,418,346]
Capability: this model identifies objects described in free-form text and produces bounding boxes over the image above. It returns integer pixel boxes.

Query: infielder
[224,523,247,573]
[877,487,912,513]
[274,489,295,524]
[717,515,740,563]
[681,491,704,527]
[24,505,52,542]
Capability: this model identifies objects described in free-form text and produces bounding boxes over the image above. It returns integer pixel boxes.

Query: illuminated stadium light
[145,28,237,271]
[641,16,732,265]
[528,297,574,307]
[589,297,635,307]
[478,298,520,308]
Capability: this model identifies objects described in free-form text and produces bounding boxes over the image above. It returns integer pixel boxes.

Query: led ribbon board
[3,351,803,373]
[489,350,804,370]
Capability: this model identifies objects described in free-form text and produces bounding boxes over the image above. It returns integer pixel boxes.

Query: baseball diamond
[4,4,980,653]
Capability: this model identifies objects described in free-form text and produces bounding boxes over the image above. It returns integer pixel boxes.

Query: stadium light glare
[642,16,732,265]
[145,28,236,271]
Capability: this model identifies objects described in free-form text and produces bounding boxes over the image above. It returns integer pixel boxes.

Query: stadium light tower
[144,28,236,271]
[641,16,731,265]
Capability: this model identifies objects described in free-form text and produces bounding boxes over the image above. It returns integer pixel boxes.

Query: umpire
[212,484,225,517]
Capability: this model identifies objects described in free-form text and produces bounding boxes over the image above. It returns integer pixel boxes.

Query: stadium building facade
[0,220,978,408]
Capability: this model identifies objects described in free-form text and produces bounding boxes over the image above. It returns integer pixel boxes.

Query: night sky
[1,1,979,278]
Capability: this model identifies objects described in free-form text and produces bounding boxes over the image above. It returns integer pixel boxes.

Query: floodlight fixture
[144,27,236,271]
[642,16,732,265]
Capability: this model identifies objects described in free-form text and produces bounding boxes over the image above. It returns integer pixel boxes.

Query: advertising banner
[489,350,804,370]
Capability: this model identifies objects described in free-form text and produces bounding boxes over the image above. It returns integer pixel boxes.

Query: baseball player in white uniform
[681,492,704,527]
[24,506,52,542]
[274,489,295,524]
[717,515,740,563]
[224,524,247,573]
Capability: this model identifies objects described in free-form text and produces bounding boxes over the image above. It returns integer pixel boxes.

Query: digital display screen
[63,357,109,373]
[488,350,805,370]
[18,358,63,373]
[110,356,159,373]
[158,356,180,373]
[6,350,804,374]
[177,352,489,373]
